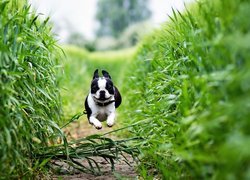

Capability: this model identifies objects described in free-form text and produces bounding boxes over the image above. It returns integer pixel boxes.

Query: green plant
[121,0,250,178]
[0,0,63,178]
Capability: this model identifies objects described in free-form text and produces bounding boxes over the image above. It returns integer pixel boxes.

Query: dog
[85,69,122,129]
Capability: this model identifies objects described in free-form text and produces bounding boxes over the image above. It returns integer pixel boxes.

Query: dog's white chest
[88,94,115,120]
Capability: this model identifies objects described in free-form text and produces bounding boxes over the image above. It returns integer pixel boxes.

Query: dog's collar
[95,100,115,107]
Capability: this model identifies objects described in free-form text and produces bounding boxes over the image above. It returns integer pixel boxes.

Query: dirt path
[53,116,138,179]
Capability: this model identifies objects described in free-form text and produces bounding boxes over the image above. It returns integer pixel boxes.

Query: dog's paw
[95,125,102,130]
[107,119,115,127]
[93,121,102,129]
[90,118,102,129]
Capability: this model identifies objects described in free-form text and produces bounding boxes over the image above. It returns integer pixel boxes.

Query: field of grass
[1,0,250,178]
[0,0,64,178]
[121,0,250,178]
[0,1,137,178]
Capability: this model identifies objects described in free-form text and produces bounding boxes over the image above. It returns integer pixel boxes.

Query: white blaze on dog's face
[90,70,115,102]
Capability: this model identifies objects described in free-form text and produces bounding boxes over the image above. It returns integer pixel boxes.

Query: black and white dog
[85,69,122,129]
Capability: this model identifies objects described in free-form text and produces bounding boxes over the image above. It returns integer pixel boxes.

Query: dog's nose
[99,90,106,100]
[100,90,105,98]
[100,90,105,95]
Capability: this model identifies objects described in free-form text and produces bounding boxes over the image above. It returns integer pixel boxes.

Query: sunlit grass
[3,0,249,178]
[0,0,62,178]
[88,47,136,62]
[121,0,250,178]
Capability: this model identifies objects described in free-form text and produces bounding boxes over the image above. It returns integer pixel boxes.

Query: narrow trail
[53,117,138,180]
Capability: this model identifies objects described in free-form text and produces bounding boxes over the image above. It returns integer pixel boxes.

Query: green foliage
[66,32,96,52]
[0,0,63,178]
[121,0,250,178]
[96,0,151,38]
[93,22,151,51]
[118,21,152,49]
[0,1,138,177]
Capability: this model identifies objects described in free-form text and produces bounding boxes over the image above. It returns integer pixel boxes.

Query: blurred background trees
[67,32,96,51]
[67,0,152,51]
[96,0,151,38]
[94,0,152,50]
[30,0,191,52]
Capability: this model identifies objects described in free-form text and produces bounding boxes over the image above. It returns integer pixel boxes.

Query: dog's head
[90,69,115,102]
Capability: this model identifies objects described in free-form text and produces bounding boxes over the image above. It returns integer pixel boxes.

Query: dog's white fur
[87,92,116,129]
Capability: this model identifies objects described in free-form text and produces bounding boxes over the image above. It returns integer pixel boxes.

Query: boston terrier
[85,69,122,129]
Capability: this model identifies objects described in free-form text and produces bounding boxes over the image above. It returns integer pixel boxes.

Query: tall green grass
[121,0,250,178]
[0,0,64,178]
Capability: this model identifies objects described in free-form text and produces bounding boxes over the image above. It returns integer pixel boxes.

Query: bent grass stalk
[36,113,140,175]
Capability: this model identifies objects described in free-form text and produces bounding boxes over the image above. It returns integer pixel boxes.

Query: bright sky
[29,0,193,42]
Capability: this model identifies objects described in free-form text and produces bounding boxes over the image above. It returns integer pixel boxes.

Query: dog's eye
[107,84,113,91]
[92,85,98,91]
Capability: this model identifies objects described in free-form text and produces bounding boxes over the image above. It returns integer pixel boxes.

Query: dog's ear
[93,69,99,79]
[102,70,111,79]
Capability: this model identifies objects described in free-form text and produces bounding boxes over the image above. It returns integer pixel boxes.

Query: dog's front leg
[107,112,115,127]
[89,116,102,129]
